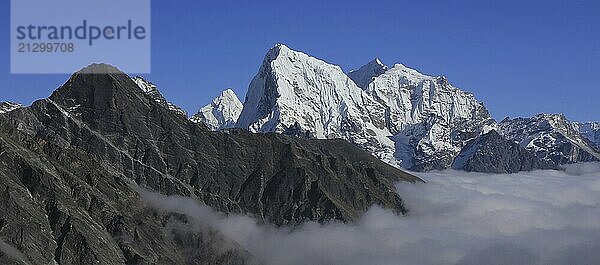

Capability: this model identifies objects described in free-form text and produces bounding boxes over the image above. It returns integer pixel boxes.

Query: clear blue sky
[1,0,599,121]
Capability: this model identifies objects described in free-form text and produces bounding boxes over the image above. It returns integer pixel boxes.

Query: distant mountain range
[190,44,599,173]
[1,45,598,264]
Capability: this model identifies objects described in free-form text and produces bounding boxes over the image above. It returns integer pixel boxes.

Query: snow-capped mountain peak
[236,44,398,165]
[219,89,239,102]
[366,62,489,128]
[191,89,242,130]
[348,58,389,89]
[384,63,448,86]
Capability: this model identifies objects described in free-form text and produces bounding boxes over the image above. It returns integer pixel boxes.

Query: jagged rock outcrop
[499,114,600,164]
[452,130,558,173]
[191,89,242,130]
[0,64,420,264]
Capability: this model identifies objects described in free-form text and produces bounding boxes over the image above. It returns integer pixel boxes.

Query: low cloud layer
[142,163,600,265]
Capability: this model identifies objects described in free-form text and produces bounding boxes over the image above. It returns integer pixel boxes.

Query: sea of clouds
[142,163,600,265]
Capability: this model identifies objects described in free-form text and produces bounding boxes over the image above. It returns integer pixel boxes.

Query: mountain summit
[364,62,496,170]
[191,89,242,130]
[348,58,389,89]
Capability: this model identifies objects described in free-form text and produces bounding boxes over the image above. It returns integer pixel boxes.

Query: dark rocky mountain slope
[452,130,559,173]
[0,64,420,265]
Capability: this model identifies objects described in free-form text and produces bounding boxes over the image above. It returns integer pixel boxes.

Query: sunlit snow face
[142,163,600,265]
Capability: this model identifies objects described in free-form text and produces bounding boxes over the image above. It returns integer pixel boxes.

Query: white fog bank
[142,163,600,265]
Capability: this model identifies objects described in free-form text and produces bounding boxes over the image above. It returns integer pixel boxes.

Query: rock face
[499,114,600,164]
[573,121,600,148]
[191,89,243,130]
[0,102,23,114]
[452,130,558,173]
[348,58,388,89]
[0,64,420,265]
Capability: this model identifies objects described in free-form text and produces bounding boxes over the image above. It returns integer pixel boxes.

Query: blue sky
[1,0,599,121]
